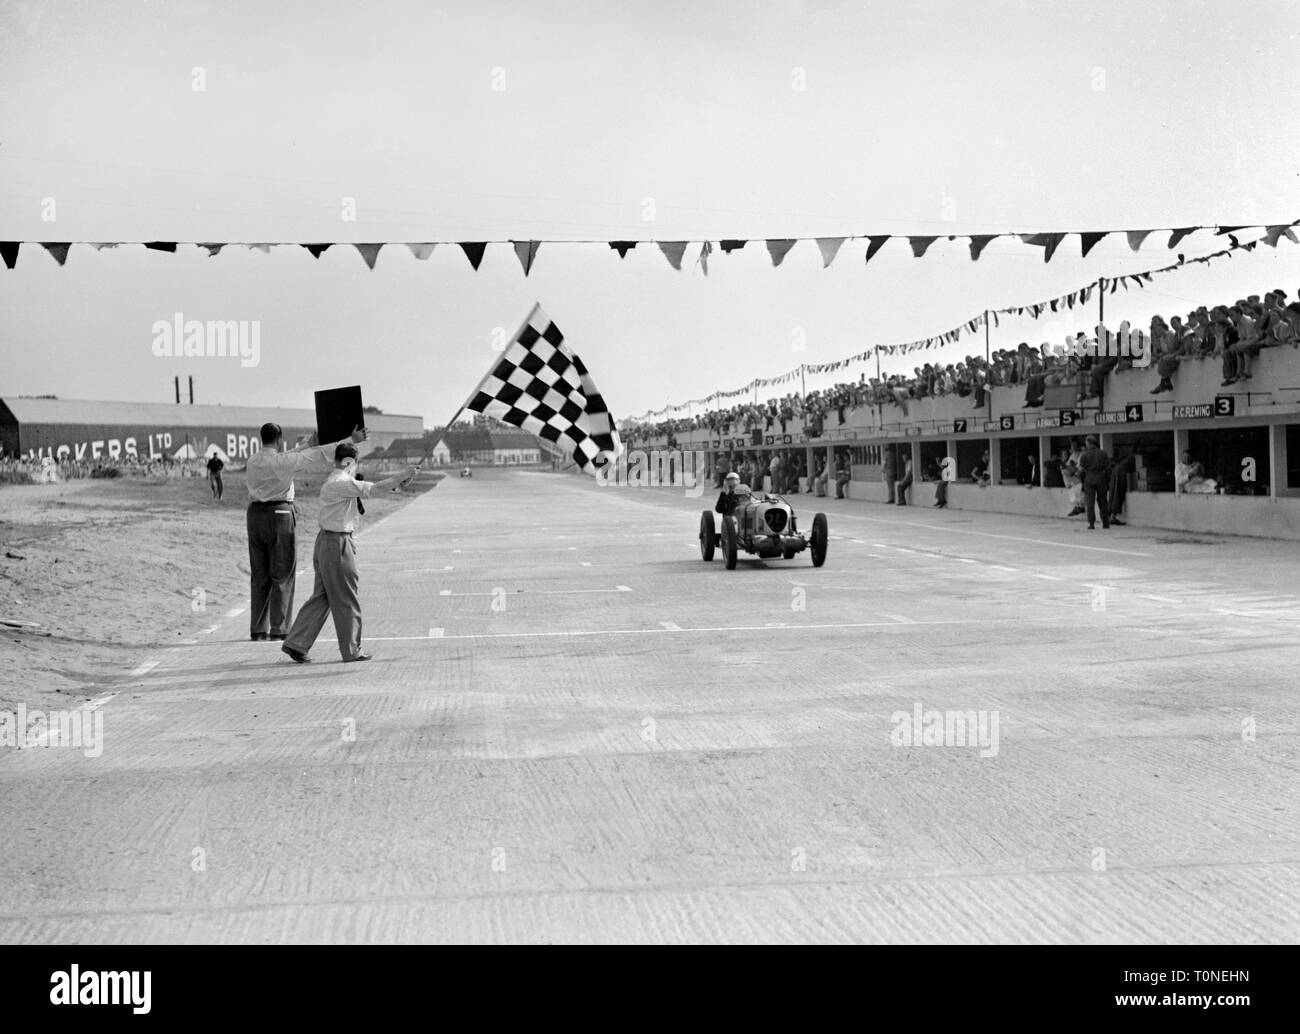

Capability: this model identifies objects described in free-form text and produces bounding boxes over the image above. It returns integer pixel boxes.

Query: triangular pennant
[303,244,332,259]
[144,241,177,253]
[719,240,747,254]
[511,240,541,275]
[459,242,487,270]
[1020,233,1066,262]
[658,241,688,270]
[197,243,226,257]
[1126,229,1154,252]
[968,235,997,260]
[1167,227,1196,248]
[0,242,17,269]
[1079,232,1107,257]
[1215,225,1247,235]
[41,243,71,266]
[354,243,383,269]
[697,240,713,276]
[246,243,273,254]
[864,236,890,265]
[766,239,797,266]
[1262,224,1300,247]
[609,241,637,259]
[89,243,119,251]
[815,237,845,268]
[406,243,437,260]
[908,235,939,258]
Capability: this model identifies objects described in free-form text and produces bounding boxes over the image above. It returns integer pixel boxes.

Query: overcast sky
[1,0,1297,426]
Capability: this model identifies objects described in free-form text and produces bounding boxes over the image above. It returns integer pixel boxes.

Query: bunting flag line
[626,231,1292,421]
[3,219,1296,272]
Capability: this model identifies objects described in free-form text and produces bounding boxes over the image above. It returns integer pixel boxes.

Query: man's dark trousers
[247,501,297,636]
[1109,469,1128,518]
[1084,480,1110,528]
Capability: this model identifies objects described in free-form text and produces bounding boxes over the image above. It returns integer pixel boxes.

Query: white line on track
[833,511,1153,557]
[129,660,158,677]
[880,613,916,624]
[319,617,997,644]
[437,587,633,598]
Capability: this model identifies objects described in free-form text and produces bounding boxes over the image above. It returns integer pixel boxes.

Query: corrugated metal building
[0,397,423,463]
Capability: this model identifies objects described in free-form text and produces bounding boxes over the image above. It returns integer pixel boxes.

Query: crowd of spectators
[620,288,1300,442]
[0,454,212,484]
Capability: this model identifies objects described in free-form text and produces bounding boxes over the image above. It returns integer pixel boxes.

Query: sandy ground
[1,468,1298,943]
[0,468,442,713]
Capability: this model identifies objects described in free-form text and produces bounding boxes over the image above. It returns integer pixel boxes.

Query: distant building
[0,397,423,463]
[433,425,542,465]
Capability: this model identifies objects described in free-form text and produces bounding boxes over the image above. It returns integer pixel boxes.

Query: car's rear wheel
[722,516,739,570]
[699,510,716,561]
[811,513,828,567]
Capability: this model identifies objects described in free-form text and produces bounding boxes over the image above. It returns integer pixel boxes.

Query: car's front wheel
[810,513,828,567]
[699,510,716,561]
[721,516,739,570]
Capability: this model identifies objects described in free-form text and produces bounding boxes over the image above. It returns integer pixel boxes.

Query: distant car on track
[700,492,827,569]
[460,466,472,478]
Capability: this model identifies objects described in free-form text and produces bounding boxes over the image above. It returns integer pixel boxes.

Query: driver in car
[715,472,743,517]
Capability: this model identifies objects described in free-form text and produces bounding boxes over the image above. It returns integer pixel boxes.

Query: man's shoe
[269,633,287,641]
[281,645,311,664]
[1111,519,1126,526]
[1067,506,1084,517]
[343,652,372,663]
[1102,524,1110,529]
[1087,524,1095,529]
[250,633,269,642]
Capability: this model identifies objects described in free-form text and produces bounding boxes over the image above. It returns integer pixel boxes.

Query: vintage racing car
[459,466,473,478]
[700,492,827,569]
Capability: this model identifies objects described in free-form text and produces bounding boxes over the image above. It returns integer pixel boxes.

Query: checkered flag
[463,304,622,472]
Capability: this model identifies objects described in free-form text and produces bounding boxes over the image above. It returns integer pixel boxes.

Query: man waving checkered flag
[462,304,622,472]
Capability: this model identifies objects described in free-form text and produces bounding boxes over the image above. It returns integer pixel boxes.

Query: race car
[700,492,827,569]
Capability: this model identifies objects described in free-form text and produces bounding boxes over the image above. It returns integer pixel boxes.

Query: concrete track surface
[3,470,1298,943]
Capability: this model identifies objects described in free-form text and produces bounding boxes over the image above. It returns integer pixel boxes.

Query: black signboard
[314,385,364,447]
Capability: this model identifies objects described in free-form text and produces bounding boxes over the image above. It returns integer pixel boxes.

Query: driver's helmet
[724,471,740,487]
[734,483,752,499]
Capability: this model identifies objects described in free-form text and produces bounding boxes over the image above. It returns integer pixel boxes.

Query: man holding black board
[244,385,369,641]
